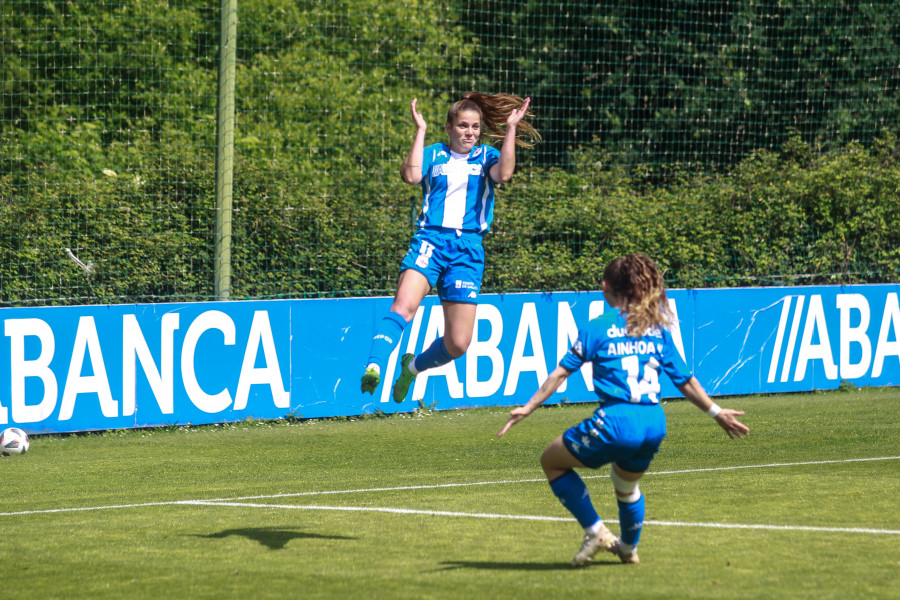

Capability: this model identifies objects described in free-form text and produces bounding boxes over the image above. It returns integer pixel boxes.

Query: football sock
[549,470,601,530]
[367,311,409,372]
[412,337,454,372]
[617,493,645,547]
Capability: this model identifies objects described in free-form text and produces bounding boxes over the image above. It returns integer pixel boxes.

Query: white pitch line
[185,500,572,522]
[184,500,900,536]
[643,456,900,477]
[183,455,900,504]
[1,456,897,521]
[0,500,201,518]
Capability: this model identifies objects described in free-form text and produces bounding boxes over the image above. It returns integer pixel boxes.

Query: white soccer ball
[0,427,30,456]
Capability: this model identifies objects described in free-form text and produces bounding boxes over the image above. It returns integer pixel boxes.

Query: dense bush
[461,1,900,167]
[1,1,897,305]
[489,132,900,290]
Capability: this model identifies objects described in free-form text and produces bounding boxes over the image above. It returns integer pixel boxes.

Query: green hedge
[488,132,900,291]
[1,1,898,305]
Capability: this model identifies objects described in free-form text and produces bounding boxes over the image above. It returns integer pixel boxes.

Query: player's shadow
[438,560,617,572]
[192,526,355,550]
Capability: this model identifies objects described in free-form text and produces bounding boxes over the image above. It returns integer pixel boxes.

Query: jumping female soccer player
[361,93,539,402]
[497,253,749,567]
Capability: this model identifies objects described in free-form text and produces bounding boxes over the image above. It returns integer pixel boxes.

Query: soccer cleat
[610,540,640,564]
[360,368,380,394]
[571,524,618,567]
[391,353,417,403]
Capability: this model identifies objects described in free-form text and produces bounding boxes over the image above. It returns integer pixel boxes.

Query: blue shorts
[562,402,667,473]
[399,228,485,304]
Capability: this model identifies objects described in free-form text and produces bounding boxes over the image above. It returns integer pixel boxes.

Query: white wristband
[706,403,722,418]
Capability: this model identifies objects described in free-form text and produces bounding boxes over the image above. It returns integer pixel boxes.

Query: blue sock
[549,470,601,530]
[617,494,645,546]
[413,337,454,371]
[367,311,408,372]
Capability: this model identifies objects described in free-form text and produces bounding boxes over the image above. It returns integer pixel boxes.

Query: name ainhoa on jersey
[607,340,666,356]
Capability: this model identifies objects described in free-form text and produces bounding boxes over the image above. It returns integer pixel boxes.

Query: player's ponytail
[447,92,541,148]
[603,253,674,337]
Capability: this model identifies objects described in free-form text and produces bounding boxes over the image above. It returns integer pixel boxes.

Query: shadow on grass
[437,560,617,572]
[191,526,356,550]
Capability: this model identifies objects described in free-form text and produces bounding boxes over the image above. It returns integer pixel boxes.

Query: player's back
[576,311,691,405]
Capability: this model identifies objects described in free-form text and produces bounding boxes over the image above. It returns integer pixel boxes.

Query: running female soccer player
[361,93,539,402]
[497,252,749,567]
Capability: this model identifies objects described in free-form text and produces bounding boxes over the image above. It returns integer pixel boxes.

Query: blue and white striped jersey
[416,143,501,233]
[560,310,692,406]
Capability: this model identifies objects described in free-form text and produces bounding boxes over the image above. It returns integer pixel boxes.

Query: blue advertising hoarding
[1,284,898,434]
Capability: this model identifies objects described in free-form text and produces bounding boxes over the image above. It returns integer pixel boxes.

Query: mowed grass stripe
[2,454,894,516]
[184,500,900,535]
[3,455,897,539]
[2,454,896,515]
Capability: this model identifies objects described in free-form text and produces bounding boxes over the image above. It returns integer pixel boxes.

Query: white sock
[587,521,605,534]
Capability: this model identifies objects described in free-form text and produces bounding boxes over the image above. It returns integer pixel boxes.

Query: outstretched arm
[489,97,531,183]
[497,363,571,437]
[677,377,749,439]
[400,98,427,185]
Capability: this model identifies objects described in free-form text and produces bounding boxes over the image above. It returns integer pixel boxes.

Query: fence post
[215,0,237,300]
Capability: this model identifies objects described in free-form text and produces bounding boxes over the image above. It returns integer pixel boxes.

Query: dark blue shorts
[399,228,485,304]
[562,402,667,473]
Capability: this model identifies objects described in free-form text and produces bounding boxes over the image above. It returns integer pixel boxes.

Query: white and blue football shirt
[417,143,501,233]
[560,310,692,406]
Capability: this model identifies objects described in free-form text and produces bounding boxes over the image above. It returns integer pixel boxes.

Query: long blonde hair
[447,92,541,148]
[603,253,674,337]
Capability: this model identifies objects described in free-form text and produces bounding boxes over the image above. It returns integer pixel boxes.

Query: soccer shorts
[562,402,667,473]
[399,228,485,304]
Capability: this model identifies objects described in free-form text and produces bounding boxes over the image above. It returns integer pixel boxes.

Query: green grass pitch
[1,388,897,599]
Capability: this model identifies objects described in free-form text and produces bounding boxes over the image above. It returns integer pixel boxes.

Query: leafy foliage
[1,1,898,305]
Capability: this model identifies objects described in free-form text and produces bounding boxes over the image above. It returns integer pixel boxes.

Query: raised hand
[410,98,427,131]
[506,97,531,127]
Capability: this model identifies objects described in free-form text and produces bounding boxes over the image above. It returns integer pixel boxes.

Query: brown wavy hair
[603,253,675,337]
[447,92,541,148]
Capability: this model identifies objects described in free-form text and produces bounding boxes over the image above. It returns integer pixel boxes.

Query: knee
[610,466,642,503]
[388,302,417,322]
[540,446,565,480]
[540,446,552,471]
[442,333,471,358]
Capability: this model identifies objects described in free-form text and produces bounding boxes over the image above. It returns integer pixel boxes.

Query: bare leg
[389,270,432,321]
